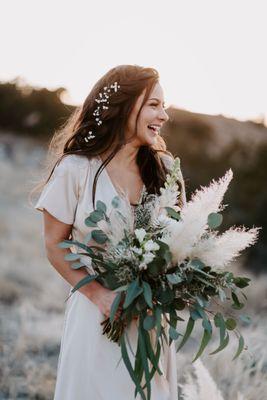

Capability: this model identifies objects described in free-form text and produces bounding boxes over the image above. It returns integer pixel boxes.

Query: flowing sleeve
[34,155,80,225]
[161,154,187,207]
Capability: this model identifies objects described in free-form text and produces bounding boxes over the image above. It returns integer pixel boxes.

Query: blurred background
[0,0,266,399]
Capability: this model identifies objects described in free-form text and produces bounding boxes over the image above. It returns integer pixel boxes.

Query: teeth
[148,125,160,132]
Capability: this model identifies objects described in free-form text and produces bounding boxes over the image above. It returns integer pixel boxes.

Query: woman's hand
[90,285,122,320]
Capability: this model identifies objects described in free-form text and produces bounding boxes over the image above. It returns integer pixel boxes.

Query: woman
[34,64,186,399]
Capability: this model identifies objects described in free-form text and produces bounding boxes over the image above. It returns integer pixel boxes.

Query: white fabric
[35,154,178,400]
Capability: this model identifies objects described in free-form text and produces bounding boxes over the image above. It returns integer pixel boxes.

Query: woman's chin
[143,132,158,146]
[135,131,159,147]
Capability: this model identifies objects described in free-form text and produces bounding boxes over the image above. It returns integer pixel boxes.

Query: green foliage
[123,279,143,309]
[70,274,98,294]
[165,207,180,221]
[64,253,81,261]
[169,326,180,340]
[143,315,156,331]
[208,212,223,229]
[111,196,121,208]
[232,335,245,360]
[176,318,195,352]
[0,79,73,137]
[225,318,237,330]
[91,229,108,244]
[109,292,122,323]
[142,281,153,308]
[96,200,107,213]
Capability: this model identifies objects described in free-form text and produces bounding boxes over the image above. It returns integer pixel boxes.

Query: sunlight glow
[1,0,266,123]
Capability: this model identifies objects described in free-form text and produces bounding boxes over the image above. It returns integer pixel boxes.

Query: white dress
[35,154,178,400]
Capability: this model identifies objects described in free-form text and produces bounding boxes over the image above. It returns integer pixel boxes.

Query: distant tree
[0,78,74,139]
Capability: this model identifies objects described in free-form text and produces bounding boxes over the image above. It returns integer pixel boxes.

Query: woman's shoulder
[56,154,90,169]
[54,154,101,176]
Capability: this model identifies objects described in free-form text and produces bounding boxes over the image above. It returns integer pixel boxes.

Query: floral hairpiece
[84,81,121,142]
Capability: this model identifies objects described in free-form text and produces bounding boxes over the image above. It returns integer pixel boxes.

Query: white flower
[132,246,143,255]
[134,228,147,243]
[142,252,155,264]
[139,262,148,271]
[190,227,260,269]
[155,213,173,227]
[163,169,233,264]
[144,240,160,252]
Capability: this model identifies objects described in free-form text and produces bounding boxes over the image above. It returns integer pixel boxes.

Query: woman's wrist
[83,279,104,302]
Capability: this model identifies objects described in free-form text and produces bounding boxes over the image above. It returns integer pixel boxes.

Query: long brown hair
[31,64,180,209]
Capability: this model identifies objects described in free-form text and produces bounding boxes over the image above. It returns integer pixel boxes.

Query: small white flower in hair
[84,131,95,142]
[84,81,120,142]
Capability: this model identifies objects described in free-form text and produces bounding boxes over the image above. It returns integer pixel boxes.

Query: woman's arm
[43,210,121,318]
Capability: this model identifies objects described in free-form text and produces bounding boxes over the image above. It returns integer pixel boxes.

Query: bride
[34,64,186,399]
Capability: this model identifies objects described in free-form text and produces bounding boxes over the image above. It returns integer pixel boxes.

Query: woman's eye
[150,103,167,110]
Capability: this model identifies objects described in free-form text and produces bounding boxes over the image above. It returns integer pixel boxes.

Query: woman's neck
[100,143,140,173]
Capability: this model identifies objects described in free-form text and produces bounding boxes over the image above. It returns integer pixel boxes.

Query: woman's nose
[159,108,169,123]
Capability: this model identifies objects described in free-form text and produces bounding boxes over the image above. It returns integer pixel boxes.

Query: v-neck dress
[34,154,178,400]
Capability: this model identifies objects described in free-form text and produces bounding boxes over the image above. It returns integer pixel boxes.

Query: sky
[1,0,267,123]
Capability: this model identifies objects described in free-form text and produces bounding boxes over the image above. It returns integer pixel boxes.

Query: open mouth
[148,125,160,133]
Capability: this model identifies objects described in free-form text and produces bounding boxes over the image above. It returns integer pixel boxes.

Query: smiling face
[125,81,169,147]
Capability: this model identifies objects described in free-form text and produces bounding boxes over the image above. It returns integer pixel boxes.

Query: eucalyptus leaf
[111,196,121,208]
[169,326,180,340]
[192,329,212,362]
[143,315,156,331]
[96,200,107,213]
[165,206,180,221]
[195,295,206,307]
[138,323,151,399]
[142,281,153,308]
[207,212,223,229]
[176,317,195,352]
[166,273,183,285]
[114,285,128,292]
[91,229,108,244]
[71,261,85,269]
[190,309,202,321]
[214,312,226,344]
[84,232,92,243]
[123,279,143,309]
[233,276,251,288]
[110,292,122,323]
[231,291,244,309]
[232,335,245,360]
[57,240,75,248]
[71,274,98,294]
[202,318,212,334]
[239,314,251,324]
[210,331,229,355]
[120,334,146,400]
[190,258,205,270]
[143,330,162,376]
[84,217,97,227]
[154,307,162,341]
[225,318,237,330]
[89,210,104,223]
[64,253,81,261]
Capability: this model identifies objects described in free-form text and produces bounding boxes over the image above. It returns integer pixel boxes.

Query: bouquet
[58,158,259,400]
